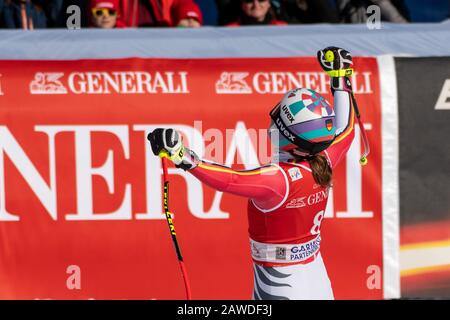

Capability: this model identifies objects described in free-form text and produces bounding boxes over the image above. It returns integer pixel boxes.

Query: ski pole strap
[350,92,370,165]
[326,68,353,78]
[350,92,361,118]
[159,148,183,164]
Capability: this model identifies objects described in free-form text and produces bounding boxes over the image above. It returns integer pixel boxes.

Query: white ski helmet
[269,88,336,156]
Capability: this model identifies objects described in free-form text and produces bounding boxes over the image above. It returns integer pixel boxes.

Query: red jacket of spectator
[118,0,201,27]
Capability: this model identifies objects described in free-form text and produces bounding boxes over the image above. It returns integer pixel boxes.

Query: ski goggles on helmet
[269,103,335,155]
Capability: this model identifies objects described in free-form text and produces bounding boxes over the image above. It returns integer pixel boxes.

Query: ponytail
[307,154,332,188]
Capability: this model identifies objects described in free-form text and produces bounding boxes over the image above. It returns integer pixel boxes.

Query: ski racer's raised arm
[324,87,356,169]
[147,129,287,211]
[317,47,357,169]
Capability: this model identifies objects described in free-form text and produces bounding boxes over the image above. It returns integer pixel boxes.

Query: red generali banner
[0,57,382,299]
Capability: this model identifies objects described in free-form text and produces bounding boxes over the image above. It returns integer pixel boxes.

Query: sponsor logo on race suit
[287,167,302,181]
[250,235,321,264]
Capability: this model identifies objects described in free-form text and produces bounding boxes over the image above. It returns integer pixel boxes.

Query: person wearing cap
[90,0,125,28]
[174,2,203,27]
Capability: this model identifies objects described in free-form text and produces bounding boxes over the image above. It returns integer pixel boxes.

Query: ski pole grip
[159,150,170,159]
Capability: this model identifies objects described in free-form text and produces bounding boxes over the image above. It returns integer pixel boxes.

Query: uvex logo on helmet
[275,117,296,142]
[281,105,295,123]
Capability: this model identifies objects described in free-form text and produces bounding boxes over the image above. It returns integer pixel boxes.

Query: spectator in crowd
[336,0,409,23]
[90,0,125,28]
[0,0,48,29]
[117,0,203,27]
[195,0,218,25]
[277,0,340,24]
[227,0,287,26]
[173,1,203,27]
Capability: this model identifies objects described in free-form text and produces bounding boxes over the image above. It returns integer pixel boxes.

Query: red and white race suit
[189,90,355,299]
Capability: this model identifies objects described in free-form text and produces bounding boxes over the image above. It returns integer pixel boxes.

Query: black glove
[317,47,353,93]
[147,128,199,171]
[147,128,182,157]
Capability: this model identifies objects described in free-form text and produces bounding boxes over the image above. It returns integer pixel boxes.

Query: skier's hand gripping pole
[147,128,193,299]
[148,128,199,171]
[317,47,370,166]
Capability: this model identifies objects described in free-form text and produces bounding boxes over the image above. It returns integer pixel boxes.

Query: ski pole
[159,151,192,300]
[350,93,370,166]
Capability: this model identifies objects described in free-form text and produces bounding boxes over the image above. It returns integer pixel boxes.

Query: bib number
[310,210,325,235]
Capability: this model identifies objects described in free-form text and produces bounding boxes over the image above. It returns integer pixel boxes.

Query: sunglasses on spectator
[92,8,117,17]
[242,0,268,3]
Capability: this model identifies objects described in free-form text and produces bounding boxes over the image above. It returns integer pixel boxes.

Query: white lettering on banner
[224,122,261,170]
[253,72,328,94]
[64,126,132,220]
[218,72,372,95]
[336,124,374,218]
[0,123,372,221]
[361,72,373,94]
[172,121,262,219]
[0,127,57,221]
[133,124,229,220]
[37,71,191,95]
[133,125,165,220]
[0,74,4,95]
[435,79,450,110]
[324,187,334,218]
[324,125,373,218]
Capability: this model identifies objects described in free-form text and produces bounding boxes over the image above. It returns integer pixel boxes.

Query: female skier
[148,47,356,300]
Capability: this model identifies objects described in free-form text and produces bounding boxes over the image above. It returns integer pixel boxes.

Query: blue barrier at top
[0,22,449,60]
